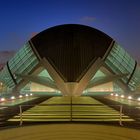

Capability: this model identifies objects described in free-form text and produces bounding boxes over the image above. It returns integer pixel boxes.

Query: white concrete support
[42,58,103,96]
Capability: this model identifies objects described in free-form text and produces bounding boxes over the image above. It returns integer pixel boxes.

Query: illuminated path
[106,96,140,106]
[8,96,133,123]
[93,95,140,125]
[0,124,140,140]
[0,97,49,125]
[0,97,37,106]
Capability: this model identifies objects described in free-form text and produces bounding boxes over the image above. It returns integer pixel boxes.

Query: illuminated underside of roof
[31,24,113,82]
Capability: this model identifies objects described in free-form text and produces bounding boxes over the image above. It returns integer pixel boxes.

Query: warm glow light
[0,98,5,102]
[128,96,132,100]
[30,93,33,96]
[121,95,124,98]
[25,94,29,97]
[19,95,23,98]
[111,93,114,96]
[11,96,15,100]
[137,97,140,101]
[115,94,118,97]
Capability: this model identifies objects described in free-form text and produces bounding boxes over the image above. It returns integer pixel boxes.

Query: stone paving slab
[0,124,139,140]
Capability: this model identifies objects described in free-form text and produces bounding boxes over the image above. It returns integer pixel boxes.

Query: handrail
[19,105,23,126]
[18,104,124,126]
[119,105,123,126]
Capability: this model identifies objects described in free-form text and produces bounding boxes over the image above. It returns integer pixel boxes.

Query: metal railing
[18,104,124,126]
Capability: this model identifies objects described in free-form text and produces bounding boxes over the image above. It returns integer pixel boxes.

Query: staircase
[8,97,134,124]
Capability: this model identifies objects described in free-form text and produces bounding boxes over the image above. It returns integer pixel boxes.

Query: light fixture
[30,93,33,96]
[115,94,118,97]
[121,95,124,98]
[19,95,23,98]
[137,97,140,101]
[111,93,114,96]
[25,94,29,97]
[128,96,132,100]
[11,96,15,100]
[0,98,5,102]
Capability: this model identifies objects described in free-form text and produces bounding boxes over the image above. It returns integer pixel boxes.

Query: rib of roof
[31,24,113,82]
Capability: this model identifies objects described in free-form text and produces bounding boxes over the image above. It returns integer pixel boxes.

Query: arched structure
[0,24,140,96]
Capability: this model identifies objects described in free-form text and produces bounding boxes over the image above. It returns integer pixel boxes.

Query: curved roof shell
[31,24,113,82]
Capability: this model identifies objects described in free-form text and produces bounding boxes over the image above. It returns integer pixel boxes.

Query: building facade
[0,24,140,96]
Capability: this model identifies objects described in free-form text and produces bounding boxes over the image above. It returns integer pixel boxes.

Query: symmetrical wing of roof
[0,24,140,96]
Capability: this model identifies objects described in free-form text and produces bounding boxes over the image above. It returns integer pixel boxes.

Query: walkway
[8,96,133,123]
[0,124,139,140]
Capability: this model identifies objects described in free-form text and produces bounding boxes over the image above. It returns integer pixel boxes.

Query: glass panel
[0,65,15,88]
[8,42,39,84]
[128,65,140,90]
[38,69,53,81]
[105,42,135,84]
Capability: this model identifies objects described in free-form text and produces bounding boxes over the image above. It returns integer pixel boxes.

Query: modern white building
[0,24,140,96]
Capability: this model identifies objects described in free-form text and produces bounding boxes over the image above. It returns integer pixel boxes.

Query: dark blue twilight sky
[0,0,140,62]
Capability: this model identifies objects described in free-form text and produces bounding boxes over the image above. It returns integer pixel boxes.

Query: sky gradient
[0,0,140,62]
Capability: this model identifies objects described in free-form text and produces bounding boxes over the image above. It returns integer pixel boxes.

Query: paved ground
[0,97,37,106]
[0,97,49,125]
[0,124,139,140]
[106,96,140,106]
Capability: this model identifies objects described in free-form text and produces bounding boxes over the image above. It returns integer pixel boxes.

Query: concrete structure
[0,24,140,96]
